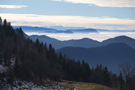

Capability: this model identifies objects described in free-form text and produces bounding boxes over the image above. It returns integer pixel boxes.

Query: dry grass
[61,80,117,90]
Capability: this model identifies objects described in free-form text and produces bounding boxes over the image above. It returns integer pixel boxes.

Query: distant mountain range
[102,36,135,49]
[14,26,98,34]
[57,43,135,73]
[97,29,135,32]
[28,35,100,50]
[48,26,135,32]
[47,26,86,30]
[28,35,135,50]
[14,26,135,33]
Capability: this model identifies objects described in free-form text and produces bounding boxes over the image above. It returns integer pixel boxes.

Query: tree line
[0,17,135,90]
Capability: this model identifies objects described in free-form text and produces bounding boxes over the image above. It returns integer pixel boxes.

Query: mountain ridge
[28,34,135,50]
[29,35,101,49]
[14,26,98,34]
[57,42,135,73]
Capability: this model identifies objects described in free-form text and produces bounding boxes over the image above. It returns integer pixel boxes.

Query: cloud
[51,0,135,7]
[0,13,135,30]
[0,5,28,9]
[26,32,135,42]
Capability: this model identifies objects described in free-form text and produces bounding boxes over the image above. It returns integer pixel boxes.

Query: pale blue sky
[0,0,135,19]
[0,0,135,30]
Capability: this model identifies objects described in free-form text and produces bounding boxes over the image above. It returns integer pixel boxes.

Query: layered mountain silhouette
[29,35,100,50]
[14,26,98,34]
[47,26,86,30]
[57,43,135,73]
[29,35,135,50]
[102,36,135,49]
[14,26,73,33]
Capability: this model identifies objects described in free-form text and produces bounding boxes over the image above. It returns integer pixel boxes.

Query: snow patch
[3,80,70,90]
[0,65,8,73]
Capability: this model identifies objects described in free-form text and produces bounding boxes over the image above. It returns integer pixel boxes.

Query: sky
[0,0,135,41]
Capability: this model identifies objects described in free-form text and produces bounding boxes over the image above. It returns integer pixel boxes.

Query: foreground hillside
[2,80,117,90]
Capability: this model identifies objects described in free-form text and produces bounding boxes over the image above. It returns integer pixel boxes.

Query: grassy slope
[62,80,117,90]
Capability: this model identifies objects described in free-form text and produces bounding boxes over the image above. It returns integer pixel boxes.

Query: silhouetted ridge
[58,43,135,74]
[102,35,135,49]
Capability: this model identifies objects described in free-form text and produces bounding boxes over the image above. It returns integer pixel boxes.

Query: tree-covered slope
[58,43,135,73]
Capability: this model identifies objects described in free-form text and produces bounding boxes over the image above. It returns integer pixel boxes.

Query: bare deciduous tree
[120,63,135,78]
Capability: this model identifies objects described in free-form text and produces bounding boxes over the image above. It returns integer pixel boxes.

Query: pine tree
[0,17,2,25]
[3,19,7,26]
[38,42,43,53]
[18,27,24,38]
[118,73,125,90]
[48,44,55,59]
[35,38,39,47]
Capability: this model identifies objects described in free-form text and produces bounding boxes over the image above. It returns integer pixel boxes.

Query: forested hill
[0,17,135,90]
[57,43,135,74]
